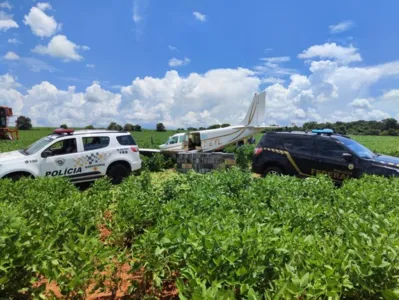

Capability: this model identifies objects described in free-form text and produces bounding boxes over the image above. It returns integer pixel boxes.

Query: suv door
[81,136,111,176]
[282,137,314,176]
[40,137,83,178]
[312,138,354,181]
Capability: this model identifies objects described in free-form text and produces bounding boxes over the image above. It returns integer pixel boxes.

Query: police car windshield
[334,136,375,159]
[25,136,55,155]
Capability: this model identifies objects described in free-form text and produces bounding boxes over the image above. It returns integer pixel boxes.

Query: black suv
[252,130,399,182]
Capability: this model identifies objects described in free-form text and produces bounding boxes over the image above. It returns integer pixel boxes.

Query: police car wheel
[107,163,130,184]
[7,173,32,181]
[263,167,283,177]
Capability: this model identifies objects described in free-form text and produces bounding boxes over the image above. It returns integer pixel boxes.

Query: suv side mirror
[342,152,353,162]
[41,149,52,158]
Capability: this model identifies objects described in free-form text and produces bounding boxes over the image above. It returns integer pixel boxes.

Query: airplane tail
[241,91,266,126]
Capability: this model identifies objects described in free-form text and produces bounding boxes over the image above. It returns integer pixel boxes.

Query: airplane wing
[230,125,280,129]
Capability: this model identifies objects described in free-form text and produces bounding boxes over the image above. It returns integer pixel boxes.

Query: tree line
[275,118,399,136]
[11,115,399,136]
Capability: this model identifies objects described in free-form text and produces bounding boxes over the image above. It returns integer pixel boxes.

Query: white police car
[0,129,142,184]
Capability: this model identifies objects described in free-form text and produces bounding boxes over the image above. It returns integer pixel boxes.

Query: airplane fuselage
[159,126,266,153]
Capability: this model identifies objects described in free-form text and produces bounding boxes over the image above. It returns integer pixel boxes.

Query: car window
[178,136,184,143]
[283,138,313,153]
[116,135,137,146]
[25,136,56,155]
[259,135,278,147]
[315,139,346,159]
[83,136,110,151]
[334,136,374,159]
[44,138,77,157]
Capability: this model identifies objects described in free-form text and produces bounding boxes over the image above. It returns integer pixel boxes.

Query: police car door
[312,138,354,181]
[282,137,314,177]
[78,136,110,179]
[40,137,82,179]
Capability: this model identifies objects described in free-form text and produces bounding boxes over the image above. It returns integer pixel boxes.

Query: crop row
[2,168,399,299]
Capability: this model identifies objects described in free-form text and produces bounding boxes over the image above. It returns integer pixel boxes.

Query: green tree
[107,122,123,131]
[16,116,32,130]
[85,125,94,129]
[60,124,68,129]
[123,123,134,131]
[382,118,398,131]
[133,124,142,131]
[207,124,221,129]
[156,123,166,132]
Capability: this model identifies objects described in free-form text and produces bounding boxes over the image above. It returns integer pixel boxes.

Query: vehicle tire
[107,163,131,184]
[262,166,284,177]
[7,173,32,181]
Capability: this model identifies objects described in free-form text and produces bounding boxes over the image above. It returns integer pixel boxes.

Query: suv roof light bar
[53,128,75,135]
[312,128,334,135]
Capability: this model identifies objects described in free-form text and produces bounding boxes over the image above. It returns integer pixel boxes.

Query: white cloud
[2,39,399,128]
[32,35,85,61]
[111,85,123,90]
[132,0,142,23]
[2,53,55,72]
[21,82,121,127]
[37,2,52,11]
[132,0,149,40]
[8,38,21,44]
[23,57,55,72]
[23,3,60,37]
[349,98,372,109]
[261,77,285,84]
[120,68,260,128]
[0,1,11,9]
[168,45,179,52]
[193,11,206,22]
[254,56,295,78]
[0,73,20,89]
[258,56,291,69]
[366,109,390,120]
[86,64,95,68]
[261,56,290,64]
[0,10,18,31]
[0,74,23,115]
[168,57,190,67]
[4,51,19,60]
[263,56,399,124]
[81,45,90,51]
[298,43,362,64]
[382,89,399,101]
[329,20,354,34]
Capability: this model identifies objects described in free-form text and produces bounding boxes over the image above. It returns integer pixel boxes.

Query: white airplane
[144,91,278,154]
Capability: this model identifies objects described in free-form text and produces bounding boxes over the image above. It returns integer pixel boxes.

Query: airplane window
[169,136,178,144]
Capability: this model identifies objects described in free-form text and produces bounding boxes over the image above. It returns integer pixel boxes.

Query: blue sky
[1,0,399,128]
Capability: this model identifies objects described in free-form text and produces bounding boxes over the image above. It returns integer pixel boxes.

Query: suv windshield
[24,136,55,155]
[335,136,375,159]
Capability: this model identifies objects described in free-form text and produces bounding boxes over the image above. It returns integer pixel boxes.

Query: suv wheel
[107,163,131,184]
[263,166,283,177]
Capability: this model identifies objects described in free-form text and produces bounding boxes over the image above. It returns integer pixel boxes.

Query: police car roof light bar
[54,128,75,135]
[312,128,334,135]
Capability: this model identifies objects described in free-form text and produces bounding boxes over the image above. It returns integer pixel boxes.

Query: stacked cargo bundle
[176,152,236,174]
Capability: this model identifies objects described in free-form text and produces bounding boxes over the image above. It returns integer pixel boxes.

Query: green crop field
[0,128,179,153]
[0,128,399,156]
[1,129,399,299]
